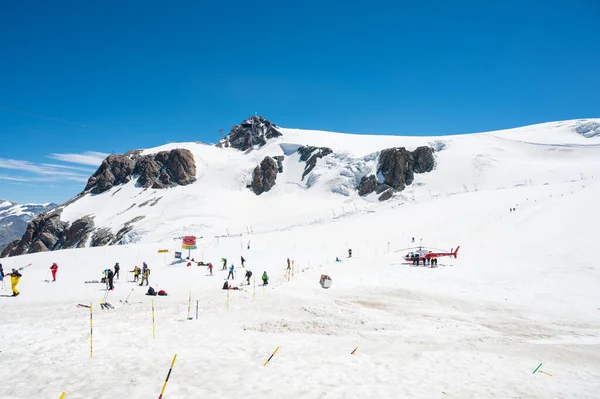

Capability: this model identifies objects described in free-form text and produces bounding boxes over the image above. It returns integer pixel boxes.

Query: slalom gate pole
[89,303,93,358]
[196,300,198,320]
[152,300,156,339]
[226,288,229,311]
[253,277,255,301]
[59,393,66,399]
[263,346,280,366]
[158,354,177,399]
[351,347,358,355]
[187,291,192,320]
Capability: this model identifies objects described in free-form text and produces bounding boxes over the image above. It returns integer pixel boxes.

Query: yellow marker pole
[226,288,230,311]
[158,354,177,399]
[252,277,256,301]
[263,346,280,366]
[152,300,156,339]
[60,393,66,399]
[89,303,93,358]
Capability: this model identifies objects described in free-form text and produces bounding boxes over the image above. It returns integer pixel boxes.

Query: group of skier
[0,262,61,297]
[131,262,151,286]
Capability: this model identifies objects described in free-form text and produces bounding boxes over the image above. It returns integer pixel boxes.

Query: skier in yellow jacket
[6,269,22,297]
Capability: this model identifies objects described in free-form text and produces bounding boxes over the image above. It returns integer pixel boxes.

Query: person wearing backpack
[107,269,115,290]
[139,267,150,286]
[245,270,253,285]
[6,269,22,296]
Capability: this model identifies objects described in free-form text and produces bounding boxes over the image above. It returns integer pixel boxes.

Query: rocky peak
[85,149,197,194]
[216,116,282,151]
[85,154,137,194]
[358,146,435,201]
[250,157,280,195]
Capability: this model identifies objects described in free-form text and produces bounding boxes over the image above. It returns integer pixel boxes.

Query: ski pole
[187,291,192,320]
[124,288,133,303]
[60,393,66,399]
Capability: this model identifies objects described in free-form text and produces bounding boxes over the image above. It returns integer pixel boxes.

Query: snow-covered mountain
[1,117,599,398]
[2,116,599,258]
[0,200,56,251]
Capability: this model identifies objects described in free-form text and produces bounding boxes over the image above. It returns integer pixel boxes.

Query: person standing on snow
[114,263,120,279]
[262,271,269,286]
[133,266,141,282]
[227,265,235,280]
[107,269,115,290]
[240,256,245,267]
[6,269,22,296]
[348,249,352,258]
[50,263,58,282]
[287,258,291,269]
[245,270,252,285]
[0,263,4,279]
[207,262,213,276]
[140,267,150,286]
[221,258,227,271]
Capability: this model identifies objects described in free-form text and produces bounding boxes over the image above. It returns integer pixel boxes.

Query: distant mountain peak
[216,116,283,151]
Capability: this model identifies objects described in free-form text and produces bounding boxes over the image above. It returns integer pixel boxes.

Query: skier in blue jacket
[227,265,235,280]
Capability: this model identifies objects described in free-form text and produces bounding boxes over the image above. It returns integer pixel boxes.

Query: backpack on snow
[157,290,167,296]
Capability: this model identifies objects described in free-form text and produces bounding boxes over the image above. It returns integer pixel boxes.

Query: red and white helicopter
[398,244,460,264]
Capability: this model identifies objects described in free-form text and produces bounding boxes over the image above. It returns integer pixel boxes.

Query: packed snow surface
[1,120,600,398]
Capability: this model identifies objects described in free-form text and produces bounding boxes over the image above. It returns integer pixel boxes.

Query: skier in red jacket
[50,263,58,282]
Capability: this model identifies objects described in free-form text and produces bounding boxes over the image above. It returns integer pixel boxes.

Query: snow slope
[0,119,599,398]
[42,118,600,248]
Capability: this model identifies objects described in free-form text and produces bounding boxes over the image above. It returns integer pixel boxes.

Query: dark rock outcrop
[217,116,282,151]
[85,155,136,194]
[378,188,396,201]
[356,146,435,201]
[135,149,197,189]
[273,156,284,173]
[357,175,378,196]
[0,201,57,250]
[411,146,436,174]
[251,157,279,195]
[91,228,114,247]
[378,147,414,190]
[297,146,333,180]
[0,209,97,257]
[85,149,196,194]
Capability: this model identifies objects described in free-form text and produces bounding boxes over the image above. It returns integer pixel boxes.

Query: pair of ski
[77,303,114,309]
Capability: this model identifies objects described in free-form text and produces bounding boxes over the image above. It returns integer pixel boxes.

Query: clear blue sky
[1,0,598,204]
